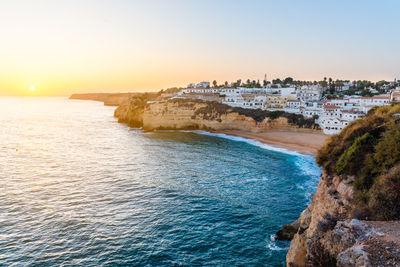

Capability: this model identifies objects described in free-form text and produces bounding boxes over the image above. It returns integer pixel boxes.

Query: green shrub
[316,104,400,220]
[335,133,374,175]
[367,166,400,220]
[189,100,319,128]
[373,122,400,171]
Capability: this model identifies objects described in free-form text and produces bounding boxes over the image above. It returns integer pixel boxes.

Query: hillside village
[157,78,400,135]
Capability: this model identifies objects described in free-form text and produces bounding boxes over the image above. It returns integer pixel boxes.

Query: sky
[0,0,399,96]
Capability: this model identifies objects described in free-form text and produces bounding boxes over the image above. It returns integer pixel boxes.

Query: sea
[0,97,321,266]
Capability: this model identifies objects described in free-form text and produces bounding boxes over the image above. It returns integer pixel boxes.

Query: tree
[263,80,268,87]
[232,79,241,88]
[320,77,327,87]
[224,81,228,86]
[212,80,217,88]
[272,78,282,85]
[283,77,293,84]
[327,78,335,94]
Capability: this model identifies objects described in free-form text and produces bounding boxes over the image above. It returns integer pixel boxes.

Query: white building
[318,104,361,134]
[335,81,352,92]
[284,100,302,114]
[319,118,350,135]
[195,81,210,88]
[222,93,265,109]
[390,87,400,103]
[176,85,391,135]
[297,85,323,102]
[185,81,210,88]
[302,103,323,118]
[324,95,390,111]
[179,88,210,95]
[350,95,390,107]
[265,87,296,97]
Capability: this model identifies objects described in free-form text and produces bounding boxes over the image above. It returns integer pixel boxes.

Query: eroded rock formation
[285,171,400,266]
[114,99,319,132]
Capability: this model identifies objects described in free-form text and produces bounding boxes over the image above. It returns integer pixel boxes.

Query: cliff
[70,93,137,106]
[114,98,320,132]
[285,105,400,266]
[286,171,400,266]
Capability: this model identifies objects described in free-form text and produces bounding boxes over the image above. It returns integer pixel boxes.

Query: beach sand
[218,130,328,155]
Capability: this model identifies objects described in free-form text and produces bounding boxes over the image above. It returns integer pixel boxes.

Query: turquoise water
[0,97,321,266]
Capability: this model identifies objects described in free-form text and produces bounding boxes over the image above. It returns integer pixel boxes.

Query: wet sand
[218,130,328,155]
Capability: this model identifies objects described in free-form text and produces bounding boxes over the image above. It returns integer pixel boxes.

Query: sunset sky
[1,0,399,96]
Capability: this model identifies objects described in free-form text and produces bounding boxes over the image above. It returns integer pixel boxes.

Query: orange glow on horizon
[0,1,398,97]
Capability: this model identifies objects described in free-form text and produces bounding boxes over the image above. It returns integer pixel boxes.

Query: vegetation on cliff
[317,104,400,220]
[188,100,320,129]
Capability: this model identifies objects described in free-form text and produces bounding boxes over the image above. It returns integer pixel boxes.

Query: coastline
[73,92,327,156]
[213,130,328,155]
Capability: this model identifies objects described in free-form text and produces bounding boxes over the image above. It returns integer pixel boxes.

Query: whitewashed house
[297,85,323,102]
[195,81,210,88]
[319,118,349,135]
[284,100,302,114]
[390,87,400,103]
[335,81,352,92]
[318,104,363,135]
[265,87,296,97]
[302,103,323,118]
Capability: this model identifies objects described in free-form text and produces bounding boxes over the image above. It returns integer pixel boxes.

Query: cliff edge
[114,98,320,132]
[285,105,400,266]
[70,93,140,106]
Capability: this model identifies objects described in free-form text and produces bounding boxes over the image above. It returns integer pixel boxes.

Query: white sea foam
[128,129,311,158]
[294,156,322,200]
[189,130,321,200]
[267,243,287,251]
[192,130,303,156]
[129,128,320,200]
[129,128,152,134]
[128,126,318,203]
[266,235,289,251]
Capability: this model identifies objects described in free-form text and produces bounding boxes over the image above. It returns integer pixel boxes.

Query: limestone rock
[276,218,300,241]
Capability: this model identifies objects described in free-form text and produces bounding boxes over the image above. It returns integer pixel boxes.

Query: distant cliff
[284,105,400,266]
[114,98,320,132]
[69,93,136,106]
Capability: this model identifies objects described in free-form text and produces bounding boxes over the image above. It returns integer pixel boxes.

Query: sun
[29,85,35,91]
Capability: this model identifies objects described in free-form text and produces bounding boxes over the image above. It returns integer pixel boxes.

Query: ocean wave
[128,128,320,200]
[266,235,289,251]
[294,156,321,200]
[192,130,303,156]
[128,129,314,158]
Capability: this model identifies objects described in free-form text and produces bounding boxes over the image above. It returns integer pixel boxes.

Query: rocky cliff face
[286,171,400,266]
[283,105,400,266]
[114,99,317,132]
[286,171,353,266]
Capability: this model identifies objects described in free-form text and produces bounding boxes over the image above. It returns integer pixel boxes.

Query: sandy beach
[218,130,328,155]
